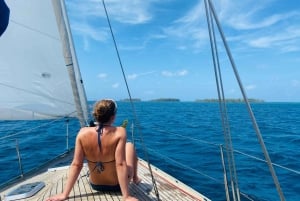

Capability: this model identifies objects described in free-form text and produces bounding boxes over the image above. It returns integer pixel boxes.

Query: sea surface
[0,102,299,201]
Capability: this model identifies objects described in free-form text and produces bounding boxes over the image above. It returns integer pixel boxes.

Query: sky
[65,0,300,102]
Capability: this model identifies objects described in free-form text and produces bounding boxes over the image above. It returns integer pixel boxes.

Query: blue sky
[65,0,300,102]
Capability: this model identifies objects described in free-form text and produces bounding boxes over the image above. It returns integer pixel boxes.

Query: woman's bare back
[78,126,122,185]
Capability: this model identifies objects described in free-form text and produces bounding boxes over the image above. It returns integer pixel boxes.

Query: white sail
[0,0,88,124]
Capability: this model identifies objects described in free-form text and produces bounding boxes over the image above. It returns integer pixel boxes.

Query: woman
[46,99,140,201]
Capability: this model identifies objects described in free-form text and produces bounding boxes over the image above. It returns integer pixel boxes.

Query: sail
[0,0,88,124]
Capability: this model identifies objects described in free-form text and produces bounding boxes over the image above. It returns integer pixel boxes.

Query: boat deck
[1,159,210,201]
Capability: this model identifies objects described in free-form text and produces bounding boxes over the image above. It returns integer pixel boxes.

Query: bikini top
[86,123,115,174]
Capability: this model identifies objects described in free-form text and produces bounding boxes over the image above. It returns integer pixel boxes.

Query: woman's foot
[133,176,141,184]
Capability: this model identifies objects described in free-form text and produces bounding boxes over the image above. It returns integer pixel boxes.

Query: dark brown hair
[93,99,117,124]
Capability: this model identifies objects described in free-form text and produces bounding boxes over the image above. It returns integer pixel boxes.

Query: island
[150,98,180,102]
[119,98,142,102]
[195,98,264,103]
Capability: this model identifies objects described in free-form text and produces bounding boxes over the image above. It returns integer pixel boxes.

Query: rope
[101,0,160,200]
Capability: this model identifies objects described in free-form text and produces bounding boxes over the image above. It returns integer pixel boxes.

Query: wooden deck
[1,159,210,201]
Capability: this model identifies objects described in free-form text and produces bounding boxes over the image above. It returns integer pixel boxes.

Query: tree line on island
[119,98,264,103]
[120,98,180,102]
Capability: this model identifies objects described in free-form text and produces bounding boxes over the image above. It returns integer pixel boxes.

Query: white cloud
[248,26,300,49]
[97,73,107,79]
[128,74,138,80]
[178,70,188,76]
[163,1,208,49]
[65,0,156,51]
[127,71,156,80]
[248,37,274,48]
[67,0,300,54]
[215,1,300,52]
[161,70,188,77]
[112,83,119,88]
[161,71,174,77]
[67,0,153,25]
[214,0,297,30]
[71,23,109,42]
[246,85,256,90]
[163,0,300,53]
[104,1,153,24]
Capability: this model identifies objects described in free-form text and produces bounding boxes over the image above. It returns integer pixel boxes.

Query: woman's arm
[115,127,129,198]
[115,127,138,201]
[46,130,85,201]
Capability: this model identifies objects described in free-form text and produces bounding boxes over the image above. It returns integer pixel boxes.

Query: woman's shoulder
[80,126,95,132]
[77,127,95,137]
[115,126,126,132]
[114,126,126,137]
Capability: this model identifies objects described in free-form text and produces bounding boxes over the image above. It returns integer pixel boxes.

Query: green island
[119,98,142,102]
[195,98,264,103]
[118,98,264,103]
[149,98,180,102]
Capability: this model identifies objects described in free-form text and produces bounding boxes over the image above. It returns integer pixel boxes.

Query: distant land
[195,98,264,103]
[120,98,180,102]
[119,98,264,103]
[150,98,180,102]
[119,98,142,102]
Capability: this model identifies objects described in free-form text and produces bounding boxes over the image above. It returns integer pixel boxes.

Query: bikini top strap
[97,123,104,151]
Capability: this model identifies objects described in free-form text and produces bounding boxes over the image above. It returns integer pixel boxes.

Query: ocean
[0,102,299,201]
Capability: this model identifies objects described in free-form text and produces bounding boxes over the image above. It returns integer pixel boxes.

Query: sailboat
[0,0,292,200]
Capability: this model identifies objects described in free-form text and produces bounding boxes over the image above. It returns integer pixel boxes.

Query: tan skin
[46,115,139,201]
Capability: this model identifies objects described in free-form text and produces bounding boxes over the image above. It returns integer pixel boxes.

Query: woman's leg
[125,142,140,184]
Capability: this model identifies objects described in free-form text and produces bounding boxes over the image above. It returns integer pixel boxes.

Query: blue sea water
[0,102,299,201]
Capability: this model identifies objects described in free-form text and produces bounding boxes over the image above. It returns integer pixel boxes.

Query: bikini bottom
[90,182,121,192]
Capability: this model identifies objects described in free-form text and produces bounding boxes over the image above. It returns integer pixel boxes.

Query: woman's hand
[125,196,139,201]
[45,193,67,201]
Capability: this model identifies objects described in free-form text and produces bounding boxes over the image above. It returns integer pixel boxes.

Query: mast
[60,0,90,124]
[52,0,89,127]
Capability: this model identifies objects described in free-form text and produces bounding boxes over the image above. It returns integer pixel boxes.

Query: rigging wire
[0,116,72,141]
[145,146,221,183]
[147,125,300,177]
[101,0,160,200]
[206,0,286,200]
[204,0,240,200]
